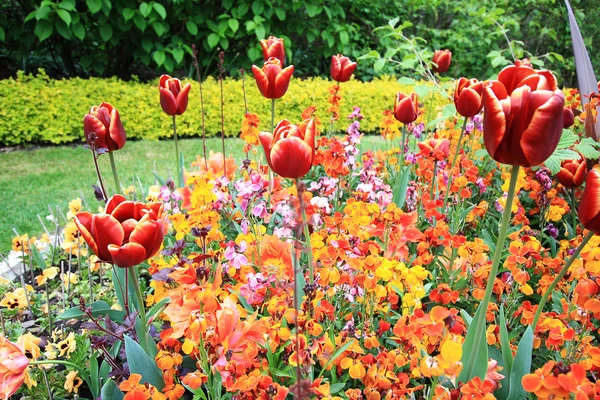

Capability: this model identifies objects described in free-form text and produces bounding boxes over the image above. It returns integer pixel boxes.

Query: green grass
[0,135,388,254]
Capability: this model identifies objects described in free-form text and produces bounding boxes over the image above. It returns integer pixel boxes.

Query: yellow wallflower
[66,198,82,220]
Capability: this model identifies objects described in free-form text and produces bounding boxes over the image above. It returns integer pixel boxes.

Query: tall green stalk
[129,266,151,354]
[172,115,182,188]
[531,231,594,329]
[296,178,314,284]
[460,164,520,381]
[108,151,121,195]
[443,117,469,210]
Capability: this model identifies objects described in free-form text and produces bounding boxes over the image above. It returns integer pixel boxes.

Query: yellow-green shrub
[0,70,450,147]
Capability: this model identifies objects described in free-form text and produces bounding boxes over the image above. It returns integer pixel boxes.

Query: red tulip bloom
[330,54,357,83]
[159,75,191,116]
[260,36,285,65]
[557,155,587,188]
[482,82,564,167]
[0,336,29,399]
[259,119,316,179]
[579,169,600,234]
[74,195,166,268]
[251,58,294,99]
[454,78,484,118]
[563,107,575,128]
[394,92,419,124]
[432,50,451,73]
[418,138,451,161]
[83,102,126,151]
[495,63,557,95]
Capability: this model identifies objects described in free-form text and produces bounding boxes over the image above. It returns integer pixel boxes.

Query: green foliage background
[0,0,598,86]
[0,70,445,146]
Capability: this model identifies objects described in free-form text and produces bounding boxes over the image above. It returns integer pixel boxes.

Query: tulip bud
[75,195,166,268]
[251,58,294,99]
[0,336,29,399]
[394,92,419,124]
[482,82,564,167]
[260,36,285,65]
[259,119,316,178]
[159,75,191,116]
[432,50,452,73]
[330,54,357,83]
[83,102,126,152]
[454,78,484,118]
[578,169,600,234]
[563,107,575,128]
[418,138,451,161]
[556,155,587,188]
[495,63,557,96]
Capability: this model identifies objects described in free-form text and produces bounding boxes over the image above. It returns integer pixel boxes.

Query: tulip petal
[176,83,191,115]
[270,137,313,178]
[129,218,164,259]
[121,218,138,242]
[482,85,508,160]
[92,214,124,263]
[159,74,171,89]
[259,132,274,170]
[251,65,270,99]
[107,107,126,151]
[160,88,178,116]
[74,212,98,257]
[302,119,316,153]
[330,56,342,80]
[105,194,127,214]
[274,65,294,99]
[83,114,107,150]
[107,243,147,268]
[579,170,600,232]
[520,90,564,166]
[456,87,483,118]
[110,201,137,222]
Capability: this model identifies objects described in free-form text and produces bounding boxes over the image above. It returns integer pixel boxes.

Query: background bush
[0,70,449,147]
[0,0,598,86]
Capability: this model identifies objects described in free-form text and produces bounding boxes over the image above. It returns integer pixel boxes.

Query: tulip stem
[192,46,208,171]
[268,99,276,201]
[296,178,314,284]
[570,188,578,239]
[30,359,91,386]
[271,99,276,134]
[399,125,407,173]
[430,161,438,199]
[129,266,150,353]
[460,164,520,381]
[172,115,182,188]
[443,117,469,212]
[108,151,121,194]
[531,231,593,330]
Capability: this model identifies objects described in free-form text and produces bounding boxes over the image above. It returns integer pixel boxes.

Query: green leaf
[0,27,4,42]
[30,245,47,270]
[55,20,71,39]
[164,54,174,72]
[139,2,151,17]
[330,382,345,394]
[237,3,249,17]
[556,129,577,149]
[544,155,561,175]
[86,0,102,14]
[153,50,166,66]
[122,8,135,21]
[458,306,489,383]
[56,9,71,26]
[152,3,166,19]
[101,379,124,400]
[252,0,264,15]
[373,58,385,71]
[35,20,53,42]
[146,296,171,321]
[58,300,126,321]
[228,18,239,33]
[318,339,355,378]
[506,326,533,400]
[254,24,265,40]
[339,30,349,45]
[152,21,166,37]
[388,17,400,28]
[305,3,321,17]
[125,335,164,390]
[575,137,600,159]
[275,8,285,20]
[186,20,198,35]
[222,0,233,9]
[219,36,229,50]
[248,47,261,61]
[58,0,76,11]
[207,33,219,49]
[397,77,416,85]
[36,6,51,20]
[171,48,184,64]
[393,168,410,208]
[99,24,112,41]
[141,36,153,53]
[496,305,513,399]
[133,14,147,31]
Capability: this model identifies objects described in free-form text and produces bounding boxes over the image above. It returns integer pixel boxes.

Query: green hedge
[0,70,448,147]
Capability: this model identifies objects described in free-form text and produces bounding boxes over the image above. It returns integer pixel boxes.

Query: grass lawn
[0,135,388,254]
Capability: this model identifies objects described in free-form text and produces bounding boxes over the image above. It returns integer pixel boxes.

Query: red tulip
[260,36,285,65]
[0,336,29,399]
[83,102,126,151]
[259,119,316,178]
[482,82,565,167]
[454,78,484,118]
[418,138,451,161]
[578,169,600,234]
[74,195,166,268]
[159,75,191,116]
[495,62,557,96]
[563,107,575,128]
[394,92,419,124]
[557,155,587,188]
[330,54,357,83]
[432,50,452,73]
[251,58,294,99]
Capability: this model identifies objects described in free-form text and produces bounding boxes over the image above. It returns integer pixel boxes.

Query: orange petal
[522,374,543,392]
[105,194,127,214]
[129,219,164,259]
[74,212,98,258]
[83,114,107,149]
[176,83,191,115]
[108,243,147,268]
[92,214,124,263]
[160,88,177,116]
[270,137,313,178]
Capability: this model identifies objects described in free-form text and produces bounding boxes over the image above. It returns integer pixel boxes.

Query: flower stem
[108,151,121,194]
[31,359,90,384]
[531,231,594,330]
[192,45,208,171]
[570,188,577,239]
[268,99,276,201]
[399,125,407,173]
[172,115,182,188]
[461,164,520,381]
[129,266,150,353]
[443,117,469,211]
[296,178,314,284]
[91,150,107,202]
